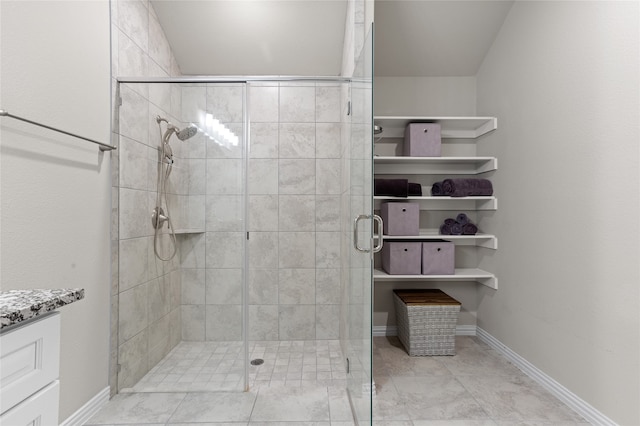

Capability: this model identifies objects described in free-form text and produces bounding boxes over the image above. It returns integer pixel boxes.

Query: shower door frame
[114,76,373,401]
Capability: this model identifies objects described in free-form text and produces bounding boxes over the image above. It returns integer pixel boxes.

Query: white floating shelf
[374,156,497,175]
[380,230,497,250]
[373,116,497,139]
[374,196,497,211]
[374,268,498,289]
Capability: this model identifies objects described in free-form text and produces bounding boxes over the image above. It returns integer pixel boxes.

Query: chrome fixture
[353,214,384,253]
[152,116,197,261]
[373,124,383,135]
[0,109,117,151]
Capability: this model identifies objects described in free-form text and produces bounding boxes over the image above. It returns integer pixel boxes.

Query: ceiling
[375,1,514,76]
[151,0,514,77]
[150,0,348,76]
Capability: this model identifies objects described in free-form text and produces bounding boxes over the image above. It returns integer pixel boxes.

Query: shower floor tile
[122,340,345,393]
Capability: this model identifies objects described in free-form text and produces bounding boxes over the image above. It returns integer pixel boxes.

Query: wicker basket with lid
[393,289,461,356]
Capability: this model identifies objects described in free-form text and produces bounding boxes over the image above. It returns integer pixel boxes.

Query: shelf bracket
[478,276,498,290]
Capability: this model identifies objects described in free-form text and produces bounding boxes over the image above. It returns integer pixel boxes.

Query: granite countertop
[0,288,84,329]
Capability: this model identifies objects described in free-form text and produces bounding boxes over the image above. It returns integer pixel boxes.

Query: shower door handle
[354,214,384,253]
[372,214,384,253]
[354,215,371,253]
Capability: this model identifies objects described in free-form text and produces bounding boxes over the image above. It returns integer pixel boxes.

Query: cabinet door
[0,313,60,413]
[0,381,59,426]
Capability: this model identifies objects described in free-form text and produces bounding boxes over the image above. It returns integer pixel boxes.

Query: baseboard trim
[372,325,476,337]
[60,386,110,426]
[454,325,477,336]
[476,327,618,426]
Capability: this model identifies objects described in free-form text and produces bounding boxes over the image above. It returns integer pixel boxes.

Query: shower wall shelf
[174,228,205,235]
[0,109,116,151]
[374,268,498,290]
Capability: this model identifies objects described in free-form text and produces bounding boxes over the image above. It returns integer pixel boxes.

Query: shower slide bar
[0,109,117,152]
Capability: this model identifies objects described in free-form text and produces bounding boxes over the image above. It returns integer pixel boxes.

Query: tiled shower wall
[249,82,344,341]
[111,0,185,392]
[178,82,345,342]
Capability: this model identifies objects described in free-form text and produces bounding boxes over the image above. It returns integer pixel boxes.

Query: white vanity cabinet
[0,312,61,425]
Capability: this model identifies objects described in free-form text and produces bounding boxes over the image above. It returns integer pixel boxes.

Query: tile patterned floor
[124,340,346,392]
[87,336,590,425]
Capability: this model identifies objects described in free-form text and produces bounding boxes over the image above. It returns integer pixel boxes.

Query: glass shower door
[344,25,375,424]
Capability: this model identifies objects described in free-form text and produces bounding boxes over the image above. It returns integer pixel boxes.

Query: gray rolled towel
[439,223,452,235]
[431,181,444,196]
[442,178,493,197]
[456,213,469,225]
[462,223,478,235]
[450,222,463,235]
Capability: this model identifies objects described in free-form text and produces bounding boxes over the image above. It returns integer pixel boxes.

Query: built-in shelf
[374,196,497,211]
[379,230,497,250]
[373,115,499,291]
[174,228,205,235]
[374,156,497,175]
[374,268,498,290]
[373,116,497,139]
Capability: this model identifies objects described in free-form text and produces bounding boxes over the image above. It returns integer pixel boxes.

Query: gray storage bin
[381,242,422,275]
[403,123,442,157]
[380,202,419,236]
[422,240,455,275]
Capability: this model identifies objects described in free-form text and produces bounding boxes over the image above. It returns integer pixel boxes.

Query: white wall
[475,2,639,424]
[0,0,111,422]
[375,77,476,116]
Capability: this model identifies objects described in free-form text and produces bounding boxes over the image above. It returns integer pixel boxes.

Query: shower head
[157,116,198,142]
[176,125,197,141]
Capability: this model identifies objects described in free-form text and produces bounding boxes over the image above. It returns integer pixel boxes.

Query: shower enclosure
[113,37,373,422]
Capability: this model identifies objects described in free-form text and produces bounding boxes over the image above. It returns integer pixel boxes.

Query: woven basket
[393,289,461,356]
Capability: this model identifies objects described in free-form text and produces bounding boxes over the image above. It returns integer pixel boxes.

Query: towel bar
[0,109,116,152]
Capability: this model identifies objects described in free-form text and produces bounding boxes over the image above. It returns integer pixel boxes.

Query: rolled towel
[450,222,463,235]
[442,178,493,197]
[439,223,452,235]
[456,213,470,225]
[444,218,456,227]
[431,181,444,196]
[408,182,423,196]
[462,223,478,235]
[374,179,408,197]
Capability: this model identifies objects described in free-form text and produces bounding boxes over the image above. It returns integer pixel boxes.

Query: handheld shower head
[177,125,198,141]
[158,117,197,142]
